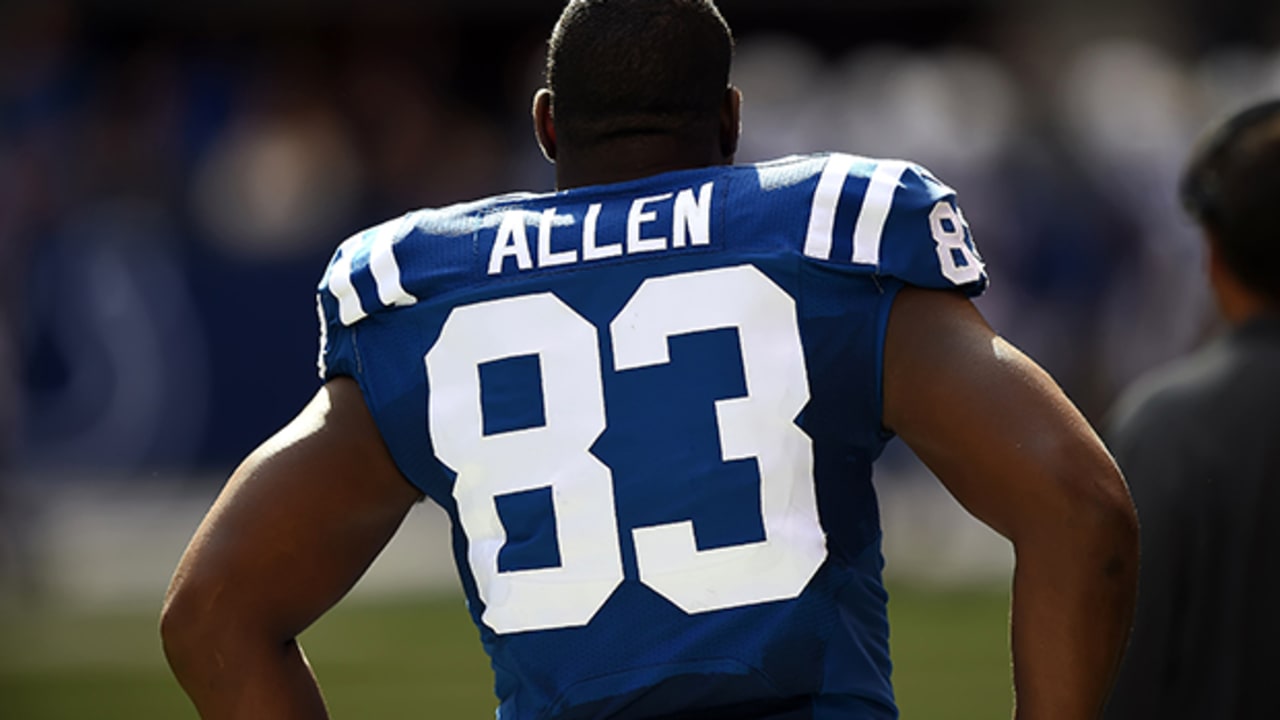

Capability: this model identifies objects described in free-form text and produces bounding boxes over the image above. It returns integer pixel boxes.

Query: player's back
[316,154,987,719]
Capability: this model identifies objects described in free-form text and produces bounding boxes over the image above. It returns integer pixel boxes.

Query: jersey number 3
[425,265,827,634]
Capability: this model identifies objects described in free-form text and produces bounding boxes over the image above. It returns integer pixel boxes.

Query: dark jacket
[1105,313,1280,719]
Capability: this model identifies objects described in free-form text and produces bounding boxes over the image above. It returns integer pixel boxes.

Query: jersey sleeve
[801,154,988,296]
[315,215,420,381]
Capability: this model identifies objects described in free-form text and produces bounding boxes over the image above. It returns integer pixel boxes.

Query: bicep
[166,377,422,640]
[882,287,1125,540]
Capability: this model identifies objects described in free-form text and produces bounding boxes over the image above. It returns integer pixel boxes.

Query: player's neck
[554,136,732,190]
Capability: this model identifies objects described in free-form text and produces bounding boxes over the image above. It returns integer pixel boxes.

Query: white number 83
[425,265,827,634]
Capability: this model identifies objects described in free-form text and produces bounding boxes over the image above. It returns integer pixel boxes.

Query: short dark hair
[1181,98,1280,303]
[546,0,734,144]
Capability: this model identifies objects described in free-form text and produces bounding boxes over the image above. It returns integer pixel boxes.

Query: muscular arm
[160,377,423,719]
[883,287,1138,720]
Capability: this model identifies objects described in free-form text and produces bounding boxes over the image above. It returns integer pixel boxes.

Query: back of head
[1181,99,1280,305]
[546,0,734,146]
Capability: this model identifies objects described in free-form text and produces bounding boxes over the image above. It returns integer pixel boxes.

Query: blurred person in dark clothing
[1104,99,1280,720]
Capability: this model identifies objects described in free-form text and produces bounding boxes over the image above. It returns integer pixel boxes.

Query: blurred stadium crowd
[1,0,1278,482]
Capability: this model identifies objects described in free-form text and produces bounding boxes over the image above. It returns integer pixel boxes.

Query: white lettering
[582,203,619,261]
[488,184,716,275]
[672,181,714,248]
[627,193,673,254]
[538,208,578,268]
[488,212,534,276]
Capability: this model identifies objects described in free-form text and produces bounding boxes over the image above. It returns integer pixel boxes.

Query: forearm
[164,627,329,720]
[1009,511,1138,719]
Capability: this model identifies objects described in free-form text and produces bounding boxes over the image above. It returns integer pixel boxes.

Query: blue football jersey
[316,153,987,720]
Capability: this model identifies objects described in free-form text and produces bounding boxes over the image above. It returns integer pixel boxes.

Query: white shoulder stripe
[803,154,856,260]
[851,160,909,267]
[329,247,366,327]
[370,221,418,308]
[316,294,330,379]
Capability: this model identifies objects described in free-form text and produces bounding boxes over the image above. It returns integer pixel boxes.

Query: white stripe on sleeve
[851,160,909,267]
[370,221,418,308]
[803,154,856,260]
[316,294,330,379]
[329,247,367,327]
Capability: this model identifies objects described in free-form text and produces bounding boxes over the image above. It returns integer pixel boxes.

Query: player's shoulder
[743,152,986,294]
[317,192,541,327]
[740,152,968,249]
[746,152,951,194]
[317,212,419,329]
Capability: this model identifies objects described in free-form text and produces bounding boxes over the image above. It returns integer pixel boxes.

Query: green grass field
[0,585,1012,718]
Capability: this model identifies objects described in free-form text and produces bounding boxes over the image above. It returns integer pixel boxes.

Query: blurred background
[1,0,1277,717]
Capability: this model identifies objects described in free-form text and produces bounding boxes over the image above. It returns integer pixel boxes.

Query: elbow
[1077,461,1138,558]
[160,571,225,678]
[1079,476,1139,582]
[1040,451,1139,576]
[159,578,200,672]
[1005,438,1139,578]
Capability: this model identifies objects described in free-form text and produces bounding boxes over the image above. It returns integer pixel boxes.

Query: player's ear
[533,88,558,163]
[720,86,742,160]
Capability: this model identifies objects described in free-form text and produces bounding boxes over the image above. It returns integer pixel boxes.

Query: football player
[162,2,1138,718]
